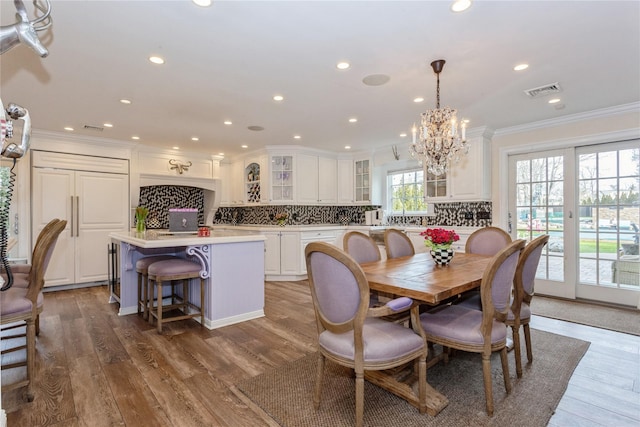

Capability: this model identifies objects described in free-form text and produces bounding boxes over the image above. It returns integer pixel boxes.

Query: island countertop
[109,229,266,249]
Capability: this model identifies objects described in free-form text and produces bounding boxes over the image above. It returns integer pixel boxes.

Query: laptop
[168,208,199,233]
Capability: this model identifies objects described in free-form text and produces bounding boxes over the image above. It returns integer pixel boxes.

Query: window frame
[386,167,429,215]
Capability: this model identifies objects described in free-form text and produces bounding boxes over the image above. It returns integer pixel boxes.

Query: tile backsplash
[138,185,205,229]
[214,202,492,227]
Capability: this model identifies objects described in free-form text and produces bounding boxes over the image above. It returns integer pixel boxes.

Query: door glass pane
[578,147,640,289]
[515,156,565,282]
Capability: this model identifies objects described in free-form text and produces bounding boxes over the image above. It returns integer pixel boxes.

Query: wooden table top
[361,252,492,305]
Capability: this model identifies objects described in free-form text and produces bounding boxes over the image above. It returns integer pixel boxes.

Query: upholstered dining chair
[1,218,61,286]
[343,231,381,264]
[419,239,525,416]
[305,242,427,427]
[507,234,549,378]
[0,219,66,401]
[465,226,512,256]
[384,228,415,259]
[1,218,61,334]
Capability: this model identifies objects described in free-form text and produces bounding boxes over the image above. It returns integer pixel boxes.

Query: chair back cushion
[26,220,67,301]
[466,226,512,256]
[306,245,365,329]
[343,231,381,264]
[384,229,415,259]
[480,239,525,320]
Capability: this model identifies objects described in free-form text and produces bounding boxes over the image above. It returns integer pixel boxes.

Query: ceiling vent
[524,82,562,98]
[83,124,104,132]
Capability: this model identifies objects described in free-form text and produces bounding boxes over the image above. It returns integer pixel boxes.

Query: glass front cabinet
[354,159,370,203]
[270,154,294,203]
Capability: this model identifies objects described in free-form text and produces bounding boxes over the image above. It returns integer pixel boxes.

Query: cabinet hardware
[70,196,74,237]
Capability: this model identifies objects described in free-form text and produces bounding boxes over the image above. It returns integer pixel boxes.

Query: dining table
[359,251,493,416]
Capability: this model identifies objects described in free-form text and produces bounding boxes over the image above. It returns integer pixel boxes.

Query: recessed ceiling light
[103,123,113,128]
[548,98,561,104]
[192,0,212,7]
[293,135,301,139]
[400,133,407,137]
[336,62,350,70]
[451,0,472,13]
[119,99,131,105]
[348,118,357,123]
[248,125,264,131]
[218,152,225,156]
[513,63,529,71]
[344,145,351,150]
[191,137,199,141]
[224,120,232,125]
[64,126,74,131]
[131,136,140,140]
[413,97,424,103]
[273,95,284,101]
[462,119,470,124]
[149,56,165,65]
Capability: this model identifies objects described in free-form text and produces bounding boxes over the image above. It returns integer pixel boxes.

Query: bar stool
[147,258,205,333]
[136,255,177,320]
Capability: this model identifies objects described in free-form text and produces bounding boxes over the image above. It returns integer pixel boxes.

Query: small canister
[198,227,210,237]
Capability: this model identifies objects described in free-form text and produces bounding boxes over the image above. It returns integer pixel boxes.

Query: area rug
[531,296,640,336]
[235,329,588,427]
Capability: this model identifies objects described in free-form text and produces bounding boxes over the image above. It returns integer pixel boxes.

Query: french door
[508,149,575,299]
[508,140,640,306]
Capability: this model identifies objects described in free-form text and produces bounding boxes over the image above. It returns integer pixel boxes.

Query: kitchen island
[109,229,266,329]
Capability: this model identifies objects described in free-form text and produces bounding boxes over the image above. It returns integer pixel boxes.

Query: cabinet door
[75,171,129,283]
[318,156,337,204]
[296,154,319,204]
[231,161,245,205]
[32,168,74,286]
[269,155,294,203]
[354,159,371,203]
[219,163,231,206]
[448,137,491,201]
[263,232,281,275]
[280,232,300,275]
[337,159,354,204]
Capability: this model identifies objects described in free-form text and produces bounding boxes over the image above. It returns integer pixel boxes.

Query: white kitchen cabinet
[230,161,245,205]
[31,151,129,287]
[264,230,299,276]
[425,136,491,202]
[299,230,338,274]
[297,154,337,204]
[337,158,354,203]
[354,158,371,204]
[269,154,294,204]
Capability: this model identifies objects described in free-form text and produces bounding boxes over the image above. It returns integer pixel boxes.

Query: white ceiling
[1,1,639,160]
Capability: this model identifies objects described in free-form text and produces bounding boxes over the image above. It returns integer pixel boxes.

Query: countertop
[110,229,266,249]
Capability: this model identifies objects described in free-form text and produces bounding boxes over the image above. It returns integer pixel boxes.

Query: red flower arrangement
[420,228,460,250]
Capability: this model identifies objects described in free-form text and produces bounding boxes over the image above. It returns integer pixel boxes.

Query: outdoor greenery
[389,169,428,213]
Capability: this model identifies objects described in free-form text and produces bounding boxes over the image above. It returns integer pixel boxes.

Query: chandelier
[409,59,468,177]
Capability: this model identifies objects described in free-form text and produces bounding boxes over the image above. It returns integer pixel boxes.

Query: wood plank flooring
[2,281,639,426]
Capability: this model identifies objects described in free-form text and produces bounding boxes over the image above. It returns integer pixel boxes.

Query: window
[388,169,428,213]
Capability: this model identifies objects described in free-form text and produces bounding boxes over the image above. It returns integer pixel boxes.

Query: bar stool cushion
[136,255,177,272]
[148,259,202,277]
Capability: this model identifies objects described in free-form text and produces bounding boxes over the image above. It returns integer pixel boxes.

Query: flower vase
[136,218,146,234]
[430,247,454,266]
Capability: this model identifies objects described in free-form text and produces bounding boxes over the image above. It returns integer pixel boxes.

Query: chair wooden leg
[137,272,143,316]
[25,317,36,402]
[523,323,533,363]
[35,314,40,337]
[355,369,364,427]
[143,274,149,320]
[481,353,494,416]
[157,280,163,333]
[512,325,523,378]
[500,347,511,393]
[148,279,154,325]
[418,355,427,414]
[313,353,324,409]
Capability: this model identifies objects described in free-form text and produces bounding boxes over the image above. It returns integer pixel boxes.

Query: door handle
[76,196,80,237]
[70,196,74,237]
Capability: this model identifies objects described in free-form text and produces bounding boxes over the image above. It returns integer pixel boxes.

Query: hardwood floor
[2,281,639,426]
